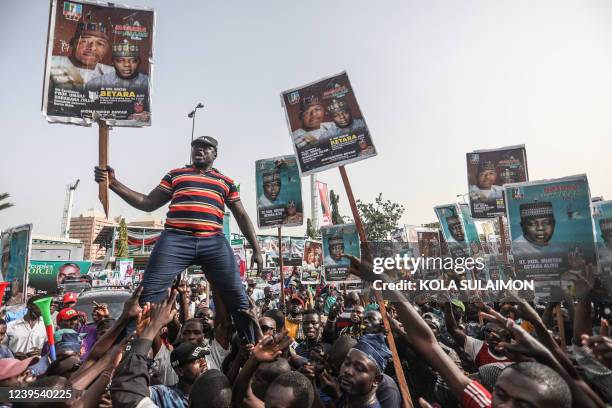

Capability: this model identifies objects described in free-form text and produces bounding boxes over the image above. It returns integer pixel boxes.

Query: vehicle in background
[72,287,132,323]
[58,276,92,295]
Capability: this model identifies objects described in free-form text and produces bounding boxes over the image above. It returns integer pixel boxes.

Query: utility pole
[61,179,80,238]
[310,174,319,231]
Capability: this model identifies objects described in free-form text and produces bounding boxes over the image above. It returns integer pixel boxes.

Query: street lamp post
[188,102,204,163]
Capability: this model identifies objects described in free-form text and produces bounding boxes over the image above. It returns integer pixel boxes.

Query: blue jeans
[140,230,254,343]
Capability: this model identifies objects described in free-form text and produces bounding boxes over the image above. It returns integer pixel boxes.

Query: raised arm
[95,166,171,212]
[442,298,467,347]
[227,200,263,274]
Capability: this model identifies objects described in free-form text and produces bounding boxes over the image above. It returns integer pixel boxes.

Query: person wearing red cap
[63,292,78,308]
[0,356,38,386]
[57,308,80,331]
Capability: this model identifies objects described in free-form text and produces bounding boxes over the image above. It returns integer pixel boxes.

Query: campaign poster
[593,200,612,278]
[113,258,134,285]
[28,260,92,294]
[505,175,596,301]
[434,204,469,259]
[0,224,33,305]
[281,71,377,175]
[321,224,360,283]
[317,181,332,227]
[231,239,247,280]
[458,203,484,256]
[42,0,155,126]
[301,240,322,284]
[256,156,304,228]
[466,145,528,218]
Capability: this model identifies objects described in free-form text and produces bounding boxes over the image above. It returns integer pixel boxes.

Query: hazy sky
[1,0,611,238]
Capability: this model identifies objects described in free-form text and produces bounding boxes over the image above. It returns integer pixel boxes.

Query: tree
[330,190,343,225]
[306,218,320,239]
[116,218,129,258]
[356,193,405,241]
[0,193,14,212]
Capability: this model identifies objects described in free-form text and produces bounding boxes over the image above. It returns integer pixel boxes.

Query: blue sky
[1,0,612,237]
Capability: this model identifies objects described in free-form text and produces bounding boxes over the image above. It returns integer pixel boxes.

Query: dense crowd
[0,254,611,408]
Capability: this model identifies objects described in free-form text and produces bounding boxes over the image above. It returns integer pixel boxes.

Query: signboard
[321,224,360,283]
[593,200,612,282]
[466,145,528,218]
[317,181,332,226]
[1,224,33,305]
[434,204,469,259]
[255,155,303,228]
[114,258,134,285]
[301,240,322,284]
[42,0,155,126]
[281,71,376,175]
[28,260,92,294]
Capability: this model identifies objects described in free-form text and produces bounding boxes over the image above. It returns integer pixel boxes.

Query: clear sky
[1,0,611,237]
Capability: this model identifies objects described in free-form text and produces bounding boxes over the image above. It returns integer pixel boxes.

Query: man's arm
[227,200,263,274]
[95,166,171,212]
[442,300,467,347]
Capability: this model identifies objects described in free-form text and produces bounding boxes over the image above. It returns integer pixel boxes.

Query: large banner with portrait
[467,145,528,218]
[42,0,155,126]
[505,175,596,301]
[321,224,361,283]
[434,204,469,259]
[281,71,377,175]
[593,200,612,280]
[301,240,322,284]
[1,224,33,305]
[28,260,92,294]
[256,156,304,228]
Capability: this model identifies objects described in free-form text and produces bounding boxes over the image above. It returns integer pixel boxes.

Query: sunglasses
[260,325,276,333]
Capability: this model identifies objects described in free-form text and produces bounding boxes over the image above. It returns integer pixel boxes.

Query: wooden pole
[497,215,509,266]
[555,304,567,351]
[98,121,110,218]
[278,227,286,308]
[338,166,414,408]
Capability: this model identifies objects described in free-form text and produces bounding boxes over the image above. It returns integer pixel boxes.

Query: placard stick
[555,304,567,351]
[338,165,413,408]
[498,215,509,266]
[278,227,286,308]
[98,121,110,218]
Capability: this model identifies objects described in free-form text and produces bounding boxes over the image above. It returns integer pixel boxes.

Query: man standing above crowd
[95,135,263,344]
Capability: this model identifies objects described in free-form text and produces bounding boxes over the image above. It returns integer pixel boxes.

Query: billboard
[1,224,33,305]
[256,156,303,228]
[466,145,528,218]
[281,71,376,175]
[42,0,155,126]
[28,260,92,294]
[321,224,360,283]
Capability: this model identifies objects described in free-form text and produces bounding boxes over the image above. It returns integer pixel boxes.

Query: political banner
[0,224,33,305]
[467,145,528,218]
[28,260,92,294]
[281,71,376,175]
[317,181,332,226]
[113,258,134,285]
[321,224,360,283]
[505,175,596,301]
[256,156,304,228]
[231,239,247,280]
[434,204,469,259]
[257,236,304,267]
[458,203,484,255]
[42,0,155,126]
[301,240,322,284]
[593,200,612,278]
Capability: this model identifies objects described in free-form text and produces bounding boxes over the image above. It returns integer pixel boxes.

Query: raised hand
[122,286,143,320]
[250,331,292,363]
[94,166,116,186]
[148,289,178,329]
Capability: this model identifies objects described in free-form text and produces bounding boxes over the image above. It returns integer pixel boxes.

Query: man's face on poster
[263,180,281,202]
[521,216,555,245]
[113,56,139,79]
[58,264,80,285]
[448,219,465,242]
[477,169,498,189]
[73,35,109,67]
[332,108,351,128]
[301,104,325,130]
[330,242,344,261]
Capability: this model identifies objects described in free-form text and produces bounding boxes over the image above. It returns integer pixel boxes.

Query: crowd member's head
[289,295,305,317]
[69,16,110,69]
[189,369,232,408]
[171,343,209,384]
[327,98,353,128]
[191,136,218,169]
[476,161,498,190]
[252,358,291,400]
[0,357,38,386]
[345,292,361,308]
[111,39,141,80]
[259,316,277,337]
[446,216,465,242]
[91,302,109,322]
[54,329,83,359]
[62,292,78,309]
[57,308,80,330]
[264,286,274,299]
[26,294,48,320]
[262,170,282,202]
[46,353,81,378]
[180,319,208,345]
[519,202,555,246]
[338,334,390,401]
[362,310,383,334]
[493,362,571,408]
[328,335,358,375]
[314,297,325,313]
[264,309,285,332]
[301,310,321,341]
[328,236,345,262]
[299,96,325,132]
[96,318,115,338]
[599,218,612,244]
[350,305,365,324]
[264,370,314,408]
[422,312,442,337]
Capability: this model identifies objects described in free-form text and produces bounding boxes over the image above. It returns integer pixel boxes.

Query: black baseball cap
[191,136,218,148]
[170,342,210,368]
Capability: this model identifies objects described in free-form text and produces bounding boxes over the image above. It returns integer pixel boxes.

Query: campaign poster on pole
[301,240,322,284]
[593,200,612,279]
[115,258,134,285]
[466,145,528,218]
[281,71,377,175]
[29,260,92,294]
[42,0,155,126]
[256,156,304,228]
[231,239,247,280]
[434,204,469,259]
[321,224,360,283]
[505,175,596,301]
[0,224,33,305]
[317,181,332,226]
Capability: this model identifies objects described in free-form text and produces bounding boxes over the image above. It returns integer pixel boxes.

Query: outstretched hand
[251,251,264,276]
[342,254,378,283]
[122,286,143,320]
[250,330,292,363]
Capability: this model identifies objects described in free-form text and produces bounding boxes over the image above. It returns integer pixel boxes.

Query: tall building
[69,209,116,260]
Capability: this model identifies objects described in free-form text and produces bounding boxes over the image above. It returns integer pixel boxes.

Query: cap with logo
[63,292,78,305]
[170,342,210,369]
[57,308,79,324]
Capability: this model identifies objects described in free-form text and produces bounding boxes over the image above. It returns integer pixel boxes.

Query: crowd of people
[0,253,610,408]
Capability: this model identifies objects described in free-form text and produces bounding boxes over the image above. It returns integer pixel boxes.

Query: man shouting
[95,136,262,343]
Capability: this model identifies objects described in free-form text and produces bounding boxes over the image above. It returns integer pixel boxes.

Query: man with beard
[285,295,305,340]
[325,235,349,266]
[337,333,392,408]
[259,170,282,208]
[446,215,465,242]
[284,200,303,224]
[322,98,369,142]
[469,160,503,202]
[292,96,334,150]
[514,201,556,255]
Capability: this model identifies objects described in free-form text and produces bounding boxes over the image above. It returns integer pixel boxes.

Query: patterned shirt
[157,166,240,237]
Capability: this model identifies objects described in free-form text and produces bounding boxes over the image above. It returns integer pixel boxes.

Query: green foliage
[306,218,320,239]
[330,190,343,225]
[356,193,405,241]
[0,193,14,212]
[116,218,129,258]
